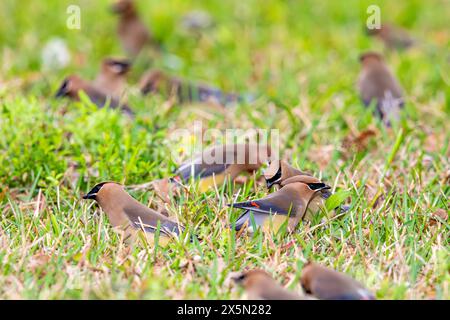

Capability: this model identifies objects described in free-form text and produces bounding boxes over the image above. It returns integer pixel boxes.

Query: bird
[230,180,330,233]
[300,262,375,300]
[111,0,155,58]
[264,161,339,220]
[93,57,131,99]
[55,74,133,115]
[366,23,414,50]
[263,160,310,189]
[139,69,246,107]
[232,269,310,300]
[82,181,183,246]
[358,51,404,126]
[277,174,333,221]
[150,143,272,199]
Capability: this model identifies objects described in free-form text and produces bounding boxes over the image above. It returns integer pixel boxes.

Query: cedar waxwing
[300,262,375,300]
[82,182,183,246]
[278,175,333,221]
[232,269,308,300]
[139,69,246,107]
[230,181,330,233]
[263,160,309,189]
[93,58,131,98]
[180,10,214,34]
[366,23,414,50]
[264,161,338,220]
[358,52,404,126]
[151,143,272,199]
[55,75,133,115]
[111,0,156,58]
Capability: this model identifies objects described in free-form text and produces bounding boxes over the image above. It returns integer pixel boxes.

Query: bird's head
[82,181,123,201]
[359,51,384,65]
[264,160,282,188]
[232,269,272,289]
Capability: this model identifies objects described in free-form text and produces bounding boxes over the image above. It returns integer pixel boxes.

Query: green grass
[0,0,449,299]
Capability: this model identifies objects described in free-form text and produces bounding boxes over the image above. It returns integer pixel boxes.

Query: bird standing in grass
[263,160,309,189]
[232,269,311,300]
[358,51,404,126]
[366,23,414,50]
[55,74,133,115]
[264,161,348,220]
[111,0,156,58]
[230,180,330,233]
[139,69,248,107]
[82,182,183,246]
[93,57,131,99]
[300,262,375,300]
[149,143,272,201]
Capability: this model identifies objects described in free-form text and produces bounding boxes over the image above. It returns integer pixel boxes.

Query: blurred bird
[55,75,133,115]
[300,262,375,300]
[150,143,272,200]
[93,58,131,99]
[366,23,414,50]
[139,69,250,107]
[180,10,214,34]
[358,52,404,126]
[111,0,156,58]
[82,182,183,246]
[232,269,310,300]
[230,181,330,233]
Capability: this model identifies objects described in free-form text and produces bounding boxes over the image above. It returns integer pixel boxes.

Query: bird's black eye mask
[266,165,282,187]
[307,183,330,190]
[83,182,107,200]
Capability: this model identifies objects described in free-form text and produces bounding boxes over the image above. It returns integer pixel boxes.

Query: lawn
[0,0,448,299]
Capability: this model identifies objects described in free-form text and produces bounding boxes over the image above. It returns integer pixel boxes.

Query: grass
[0,0,449,299]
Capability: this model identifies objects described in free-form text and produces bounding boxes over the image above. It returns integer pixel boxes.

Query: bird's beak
[82,193,97,200]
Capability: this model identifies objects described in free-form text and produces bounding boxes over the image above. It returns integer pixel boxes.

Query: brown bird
[139,69,247,107]
[366,23,414,50]
[264,161,340,220]
[151,143,272,201]
[263,160,309,189]
[230,181,330,233]
[233,269,309,300]
[111,0,155,58]
[301,262,375,300]
[55,74,133,115]
[93,58,131,99]
[82,182,183,246]
[278,175,333,221]
[358,51,404,126]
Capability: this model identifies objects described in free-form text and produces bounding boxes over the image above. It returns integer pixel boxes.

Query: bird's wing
[125,204,183,237]
[230,192,297,216]
[176,161,229,181]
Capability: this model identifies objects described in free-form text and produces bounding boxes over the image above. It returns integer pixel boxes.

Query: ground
[0,0,448,299]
